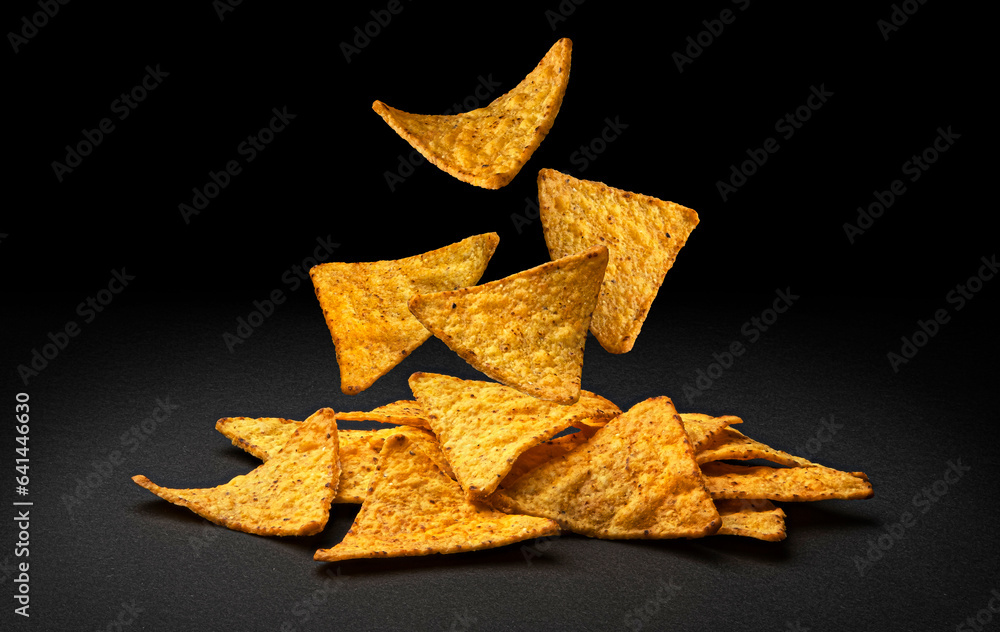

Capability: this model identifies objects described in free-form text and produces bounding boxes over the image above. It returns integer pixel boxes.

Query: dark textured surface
[4,2,995,631]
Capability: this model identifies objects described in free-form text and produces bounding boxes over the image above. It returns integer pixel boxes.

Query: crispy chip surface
[490,397,720,539]
[409,245,608,404]
[314,435,560,562]
[715,499,787,542]
[335,400,430,429]
[701,462,874,502]
[679,413,743,453]
[538,168,700,353]
[216,416,299,461]
[372,38,571,189]
[309,233,499,395]
[133,409,340,536]
[695,425,819,467]
[408,372,620,499]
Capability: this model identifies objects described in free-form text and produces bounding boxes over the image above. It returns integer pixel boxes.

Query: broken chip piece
[309,232,499,395]
[408,372,620,500]
[715,499,787,542]
[313,434,560,562]
[490,396,720,539]
[335,399,431,429]
[408,245,608,404]
[701,461,874,502]
[133,408,340,536]
[538,168,699,354]
[372,38,572,189]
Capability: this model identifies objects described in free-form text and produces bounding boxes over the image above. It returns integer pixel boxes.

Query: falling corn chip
[715,499,787,542]
[408,372,620,499]
[701,462,874,502]
[538,168,700,353]
[309,232,499,395]
[314,434,560,562]
[409,245,608,404]
[490,397,720,539]
[372,38,572,189]
[336,400,430,429]
[133,408,340,536]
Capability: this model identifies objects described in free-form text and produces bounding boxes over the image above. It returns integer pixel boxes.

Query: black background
[3,1,996,631]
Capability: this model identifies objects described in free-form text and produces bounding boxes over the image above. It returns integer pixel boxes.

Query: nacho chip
[133,408,340,536]
[538,168,700,353]
[372,38,572,189]
[490,397,720,539]
[679,413,743,453]
[715,499,787,542]
[408,372,620,499]
[216,416,299,461]
[701,462,874,502]
[314,435,560,562]
[309,232,499,395]
[336,400,430,429]
[695,425,819,467]
[499,432,590,489]
[408,245,608,404]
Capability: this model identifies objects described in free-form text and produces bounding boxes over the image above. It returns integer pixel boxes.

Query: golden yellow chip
[133,408,340,536]
[216,416,299,461]
[695,425,819,467]
[538,168,700,353]
[314,434,560,562]
[499,432,590,490]
[335,400,430,429]
[408,372,621,499]
[701,462,874,502]
[679,413,743,452]
[715,499,787,542]
[309,232,499,395]
[408,245,608,404]
[366,425,456,480]
[372,38,572,189]
[490,397,720,539]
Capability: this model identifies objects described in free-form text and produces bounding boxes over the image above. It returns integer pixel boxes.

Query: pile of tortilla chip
[133,373,871,563]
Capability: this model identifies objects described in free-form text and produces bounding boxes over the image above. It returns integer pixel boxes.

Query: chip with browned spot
[408,372,620,499]
[701,462,874,502]
[678,413,743,453]
[489,397,720,539]
[309,232,499,395]
[695,424,819,467]
[714,499,787,542]
[133,408,340,536]
[313,434,560,562]
[372,39,571,189]
[215,416,300,461]
[538,168,700,353]
[335,400,430,429]
[409,245,608,404]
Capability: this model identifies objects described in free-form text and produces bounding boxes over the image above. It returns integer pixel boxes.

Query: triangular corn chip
[715,499,787,542]
[309,232,499,394]
[489,397,720,539]
[679,413,743,452]
[216,416,438,502]
[335,400,430,429]
[409,245,608,404]
[314,434,560,562]
[133,408,340,536]
[372,38,572,189]
[499,432,590,490]
[538,168,700,353]
[408,372,621,499]
[695,425,819,467]
[701,462,874,502]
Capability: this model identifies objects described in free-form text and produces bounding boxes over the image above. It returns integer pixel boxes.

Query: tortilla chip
[695,425,819,467]
[714,499,787,542]
[538,168,700,353]
[372,38,571,189]
[133,409,340,536]
[336,400,430,429]
[499,432,590,489]
[490,397,720,539]
[216,416,299,461]
[679,413,743,452]
[408,372,621,499]
[314,435,560,562]
[701,462,874,502]
[309,232,499,395]
[408,245,608,404]
[366,425,456,480]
